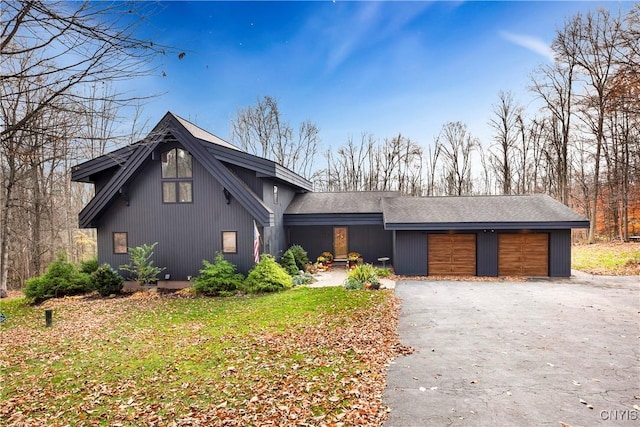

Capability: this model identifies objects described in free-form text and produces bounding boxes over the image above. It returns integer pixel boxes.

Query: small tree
[119,242,164,285]
[243,254,292,294]
[281,249,299,276]
[288,245,309,271]
[193,253,244,296]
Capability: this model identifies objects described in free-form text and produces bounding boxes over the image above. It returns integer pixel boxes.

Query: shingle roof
[381,194,589,229]
[285,191,401,214]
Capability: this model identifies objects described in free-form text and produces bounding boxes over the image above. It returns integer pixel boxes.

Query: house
[72,112,590,285]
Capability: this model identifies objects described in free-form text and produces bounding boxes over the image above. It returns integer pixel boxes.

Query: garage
[498,233,549,276]
[428,234,476,276]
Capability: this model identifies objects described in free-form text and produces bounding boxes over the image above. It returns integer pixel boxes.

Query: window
[222,231,237,253]
[113,232,128,254]
[273,185,278,204]
[161,148,193,203]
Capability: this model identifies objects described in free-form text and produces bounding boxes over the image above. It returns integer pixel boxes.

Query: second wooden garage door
[428,234,476,276]
[498,233,549,276]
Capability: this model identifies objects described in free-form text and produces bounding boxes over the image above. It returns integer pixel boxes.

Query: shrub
[375,267,392,278]
[292,272,314,286]
[80,258,99,275]
[288,245,309,271]
[119,242,164,285]
[243,254,292,294]
[91,264,124,296]
[344,276,364,290]
[345,263,380,290]
[24,255,92,302]
[281,249,299,276]
[193,253,244,296]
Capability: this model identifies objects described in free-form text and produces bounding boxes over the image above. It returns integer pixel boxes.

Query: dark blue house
[72,112,589,286]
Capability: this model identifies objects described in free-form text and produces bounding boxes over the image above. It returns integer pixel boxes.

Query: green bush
[344,276,364,290]
[292,272,314,286]
[345,263,380,290]
[281,249,299,276]
[24,255,93,303]
[91,264,124,296]
[193,253,244,296]
[119,242,164,285]
[375,267,392,278]
[79,258,99,275]
[243,254,292,294]
[288,245,309,271]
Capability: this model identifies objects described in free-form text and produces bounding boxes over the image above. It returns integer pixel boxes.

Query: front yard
[1,287,404,426]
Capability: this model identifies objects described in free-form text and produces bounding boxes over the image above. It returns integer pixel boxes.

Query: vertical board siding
[288,225,333,261]
[98,152,257,277]
[287,224,392,265]
[394,231,428,276]
[549,229,571,277]
[428,234,476,276]
[477,231,498,276]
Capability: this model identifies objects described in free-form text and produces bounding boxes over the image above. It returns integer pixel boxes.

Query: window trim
[221,231,237,254]
[113,232,128,254]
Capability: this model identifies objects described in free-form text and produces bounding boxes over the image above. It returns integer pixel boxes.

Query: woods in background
[1,4,638,293]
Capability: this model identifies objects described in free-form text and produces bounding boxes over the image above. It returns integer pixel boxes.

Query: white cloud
[500,31,554,63]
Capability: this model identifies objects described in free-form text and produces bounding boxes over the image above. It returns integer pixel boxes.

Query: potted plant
[347,251,360,269]
[321,251,334,266]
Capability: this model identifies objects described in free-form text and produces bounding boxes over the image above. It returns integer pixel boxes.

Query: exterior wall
[477,231,498,276]
[261,181,297,260]
[394,231,428,276]
[97,153,257,278]
[287,224,392,265]
[549,229,572,277]
[393,229,573,277]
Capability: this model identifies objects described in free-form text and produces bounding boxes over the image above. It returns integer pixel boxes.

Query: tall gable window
[161,148,192,203]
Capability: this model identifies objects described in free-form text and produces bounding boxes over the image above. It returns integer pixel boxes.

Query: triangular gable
[78,135,162,228]
[164,114,274,226]
[78,112,274,228]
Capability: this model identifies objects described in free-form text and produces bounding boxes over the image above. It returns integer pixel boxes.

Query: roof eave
[384,221,591,231]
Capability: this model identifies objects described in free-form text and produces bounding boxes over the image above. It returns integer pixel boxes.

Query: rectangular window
[161,150,177,178]
[179,181,192,203]
[162,182,177,203]
[273,185,278,204]
[163,181,193,203]
[113,232,128,254]
[222,231,237,253]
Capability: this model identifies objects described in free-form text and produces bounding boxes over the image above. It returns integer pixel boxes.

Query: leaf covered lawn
[1,287,409,426]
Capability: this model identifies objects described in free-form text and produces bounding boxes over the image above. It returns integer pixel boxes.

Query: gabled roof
[74,112,312,228]
[381,194,590,230]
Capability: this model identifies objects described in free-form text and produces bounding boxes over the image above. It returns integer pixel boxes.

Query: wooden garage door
[428,234,476,276]
[498,233,549,276]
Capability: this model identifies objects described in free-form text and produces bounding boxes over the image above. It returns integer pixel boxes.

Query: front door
[333,227,348,260]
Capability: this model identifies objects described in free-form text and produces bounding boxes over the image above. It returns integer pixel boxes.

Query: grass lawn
[0,287,404,426]
[572,242,640,275]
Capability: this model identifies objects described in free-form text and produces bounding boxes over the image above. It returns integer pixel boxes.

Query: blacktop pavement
[307,268,640,426]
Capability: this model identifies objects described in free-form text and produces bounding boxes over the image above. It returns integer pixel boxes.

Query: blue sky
[128,1,632,150]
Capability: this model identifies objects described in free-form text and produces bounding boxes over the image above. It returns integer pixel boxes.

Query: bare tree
[435,122,478,196]
[0,1,168,297]
[230,96,320,180]
[488,91,523,195]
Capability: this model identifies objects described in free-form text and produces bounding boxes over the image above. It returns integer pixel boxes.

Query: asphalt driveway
[384,277,640,426]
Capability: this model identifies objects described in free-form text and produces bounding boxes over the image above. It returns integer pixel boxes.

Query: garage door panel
[428,234,476,276]
[499,234,548,276]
